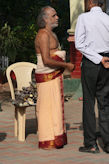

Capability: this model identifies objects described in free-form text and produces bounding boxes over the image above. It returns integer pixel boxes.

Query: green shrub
[0,23,21,63]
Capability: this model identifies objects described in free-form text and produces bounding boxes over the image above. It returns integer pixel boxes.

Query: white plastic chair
[6,62,37,141]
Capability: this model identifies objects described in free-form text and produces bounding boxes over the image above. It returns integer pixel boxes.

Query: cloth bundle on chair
[6,62,37,141]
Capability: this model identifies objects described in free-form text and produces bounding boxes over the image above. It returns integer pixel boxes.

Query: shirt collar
[90,6,102,12]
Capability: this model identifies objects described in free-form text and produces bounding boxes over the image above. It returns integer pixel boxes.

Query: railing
[0,56,9,111]
[106,0,109,15]
[0,56,9,70]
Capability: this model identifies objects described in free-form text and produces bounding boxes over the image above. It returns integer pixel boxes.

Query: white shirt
[75,7,109,64]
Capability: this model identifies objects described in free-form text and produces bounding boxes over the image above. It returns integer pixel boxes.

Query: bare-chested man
[35,6,74,150]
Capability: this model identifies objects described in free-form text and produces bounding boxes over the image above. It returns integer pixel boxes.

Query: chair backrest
[6,62,37,100]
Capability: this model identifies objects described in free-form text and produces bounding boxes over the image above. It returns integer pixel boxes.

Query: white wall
[68,0,84,35]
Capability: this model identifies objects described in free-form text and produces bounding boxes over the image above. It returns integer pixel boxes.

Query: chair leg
[17,107,26,141]
[15,107,18,137]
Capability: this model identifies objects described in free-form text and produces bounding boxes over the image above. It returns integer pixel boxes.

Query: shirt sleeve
[75,15,103,64]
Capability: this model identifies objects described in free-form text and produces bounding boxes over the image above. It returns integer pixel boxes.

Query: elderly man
[35,6,74,150]
[75,0,109,153]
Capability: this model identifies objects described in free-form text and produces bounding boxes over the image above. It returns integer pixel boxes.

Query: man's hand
[101,57,109,68]
[66,63,75,72]
[67,36,75,42]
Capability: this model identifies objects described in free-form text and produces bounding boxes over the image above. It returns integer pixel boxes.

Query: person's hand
[67,36,75,42]
[101,57,109,68]
[66,63,75,72]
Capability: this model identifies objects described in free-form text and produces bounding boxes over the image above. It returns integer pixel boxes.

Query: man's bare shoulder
[35,29,50,45]
[37,29,49,38]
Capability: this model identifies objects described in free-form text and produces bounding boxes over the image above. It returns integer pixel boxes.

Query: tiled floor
[0,83,109,164]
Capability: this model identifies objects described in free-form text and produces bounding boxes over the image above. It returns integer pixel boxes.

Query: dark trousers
[81,56,109,147]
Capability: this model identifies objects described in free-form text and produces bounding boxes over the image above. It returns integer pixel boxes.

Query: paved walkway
[0,83,109,164]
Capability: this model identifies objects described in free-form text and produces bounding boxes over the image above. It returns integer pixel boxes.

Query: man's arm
[75,15,109,68]
[36,31,74,71]
[75,15,103,64]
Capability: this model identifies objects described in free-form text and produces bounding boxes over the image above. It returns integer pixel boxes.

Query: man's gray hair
[92,0,104,7]
[37,6,53,28]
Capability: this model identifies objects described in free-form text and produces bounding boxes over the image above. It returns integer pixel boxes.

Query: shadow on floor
[0,133,7,142]
[25,118,38,138]
[66,122,83,130]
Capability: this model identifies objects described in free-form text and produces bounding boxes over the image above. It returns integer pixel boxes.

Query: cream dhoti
[35,51,67,149]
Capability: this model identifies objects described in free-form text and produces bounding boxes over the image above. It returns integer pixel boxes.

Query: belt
[99,52,109,57]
